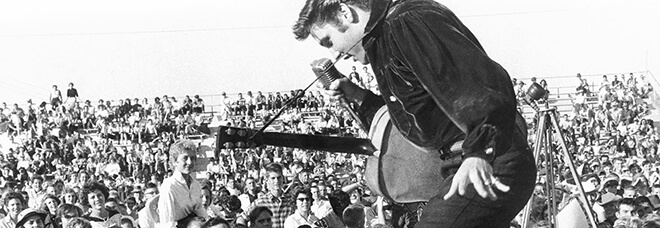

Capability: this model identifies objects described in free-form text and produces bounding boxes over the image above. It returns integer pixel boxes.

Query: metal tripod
[520,107,598,228]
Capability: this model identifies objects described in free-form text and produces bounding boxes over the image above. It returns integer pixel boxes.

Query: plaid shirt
[249,192,294,228]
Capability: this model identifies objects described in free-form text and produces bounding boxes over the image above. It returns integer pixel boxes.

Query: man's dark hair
[265,163,283,174]
[31,175,44,183]
[619,198,636,210]
[248,206,273,225]
[145,182,158,190]
[328,190,350,217]
[292,0,371,40]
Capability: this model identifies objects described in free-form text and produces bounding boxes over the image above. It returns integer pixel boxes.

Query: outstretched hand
[443,157,510,201]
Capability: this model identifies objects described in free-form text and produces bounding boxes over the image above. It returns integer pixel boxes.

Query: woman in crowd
[0,192,26,228]
[40,194,61,222]
[80,181,121,228]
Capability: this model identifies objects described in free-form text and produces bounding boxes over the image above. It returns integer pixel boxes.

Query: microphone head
[311,58,342,89]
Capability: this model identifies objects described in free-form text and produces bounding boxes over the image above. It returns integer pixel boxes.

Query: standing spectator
[193,95,204,114]
[64,83,79,110]
[157,140,206,227]
[50,85,63,110]
[247,163,293,228]
[27,176,46,209]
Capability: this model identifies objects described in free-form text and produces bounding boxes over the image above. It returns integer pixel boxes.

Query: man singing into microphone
[293,0,536,227]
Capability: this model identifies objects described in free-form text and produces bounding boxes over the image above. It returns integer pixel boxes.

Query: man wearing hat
[596,192,622,226]
[15,208,47,228]
[600,174,620,194]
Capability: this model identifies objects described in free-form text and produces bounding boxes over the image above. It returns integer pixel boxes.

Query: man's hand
[325,77,367,105]
[443,157,510,201]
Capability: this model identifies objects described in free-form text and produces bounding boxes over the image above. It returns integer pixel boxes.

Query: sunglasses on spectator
[297,197,311,202]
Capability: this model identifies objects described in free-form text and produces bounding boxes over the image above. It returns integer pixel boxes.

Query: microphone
[311,58,341,90]
[310,58,368,133]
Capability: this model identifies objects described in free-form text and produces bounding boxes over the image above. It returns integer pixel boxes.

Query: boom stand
[520,107,598,228]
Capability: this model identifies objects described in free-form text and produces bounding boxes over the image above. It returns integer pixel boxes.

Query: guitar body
[366,106,446,203]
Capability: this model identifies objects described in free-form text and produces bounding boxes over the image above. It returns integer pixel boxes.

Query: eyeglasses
[297,198,311,202]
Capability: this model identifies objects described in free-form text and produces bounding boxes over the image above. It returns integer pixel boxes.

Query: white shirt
[157,171,206,227]
[284,212,319,228]
[310,199,332,218]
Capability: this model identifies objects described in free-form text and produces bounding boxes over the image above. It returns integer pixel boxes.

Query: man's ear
[339,3,359,24]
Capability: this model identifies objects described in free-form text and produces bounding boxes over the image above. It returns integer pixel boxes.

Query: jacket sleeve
[386,9,517,161]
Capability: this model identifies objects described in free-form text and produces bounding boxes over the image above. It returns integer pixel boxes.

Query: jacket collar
[362,0,396,49]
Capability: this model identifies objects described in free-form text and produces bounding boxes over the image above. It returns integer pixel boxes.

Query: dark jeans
[416,129,537,228]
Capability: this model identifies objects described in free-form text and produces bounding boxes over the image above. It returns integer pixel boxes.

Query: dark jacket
[356,0,522,161]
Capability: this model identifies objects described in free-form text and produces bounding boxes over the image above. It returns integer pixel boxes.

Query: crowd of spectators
[0,70,658,228]
[512,72,660,228]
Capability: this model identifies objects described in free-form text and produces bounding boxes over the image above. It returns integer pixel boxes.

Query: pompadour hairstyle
[292,0,371,40]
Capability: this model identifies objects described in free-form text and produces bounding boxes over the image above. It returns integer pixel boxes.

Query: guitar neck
[258,131,376,156]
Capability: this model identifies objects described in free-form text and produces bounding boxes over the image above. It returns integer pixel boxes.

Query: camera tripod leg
[520,109,598,228]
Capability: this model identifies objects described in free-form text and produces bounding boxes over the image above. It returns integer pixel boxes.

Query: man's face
[637,202,653,218]
[32,179,43,191]
[310,7,369,64]
[245,179,256,191]
[105,201,118,211]
[201,189,212,208]
[311,187,320,200]
[299,172,310,184]
[623,189,637,198]
[617,204,635,218]
[144,188,158,200]
[175,151,197,174]
[267,171,283,194]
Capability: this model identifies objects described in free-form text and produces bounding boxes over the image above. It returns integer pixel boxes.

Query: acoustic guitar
[215,106,447,203]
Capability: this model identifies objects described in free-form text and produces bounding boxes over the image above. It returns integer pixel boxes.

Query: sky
[1,0,659,106]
